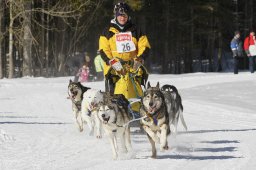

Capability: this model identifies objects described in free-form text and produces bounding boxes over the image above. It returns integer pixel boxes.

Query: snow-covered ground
[1,72,256,170]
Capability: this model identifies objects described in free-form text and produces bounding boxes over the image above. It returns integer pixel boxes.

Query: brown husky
[140,82,187,158]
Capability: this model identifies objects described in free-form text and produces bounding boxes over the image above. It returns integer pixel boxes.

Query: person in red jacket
[244,30,256,73]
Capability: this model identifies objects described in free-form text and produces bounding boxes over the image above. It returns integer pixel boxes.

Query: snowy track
[0,73,256,170]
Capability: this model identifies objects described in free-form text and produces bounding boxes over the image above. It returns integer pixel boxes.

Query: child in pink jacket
[77,65,89,83]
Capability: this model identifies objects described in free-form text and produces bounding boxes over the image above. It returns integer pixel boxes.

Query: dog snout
[149,102,154,107]
[101,114,105,118]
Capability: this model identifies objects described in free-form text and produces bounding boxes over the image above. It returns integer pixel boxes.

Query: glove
[133,57,143,71]
[109,58,123,71]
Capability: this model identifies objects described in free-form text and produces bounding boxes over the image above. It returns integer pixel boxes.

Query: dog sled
[104,58,148,113]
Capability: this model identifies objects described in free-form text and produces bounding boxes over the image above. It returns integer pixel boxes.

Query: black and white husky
[68,80,90,132]
[140,82,187,158]
[97,93,133,160]
[161,84,187,133]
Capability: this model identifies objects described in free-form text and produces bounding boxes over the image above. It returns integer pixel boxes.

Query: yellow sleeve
[137,35,151,57]
[99,36,113,60]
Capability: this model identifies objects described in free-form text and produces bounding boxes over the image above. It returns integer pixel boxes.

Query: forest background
[0,0,255,78]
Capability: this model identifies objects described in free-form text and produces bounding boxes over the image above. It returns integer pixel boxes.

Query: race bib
[115,32,136,53]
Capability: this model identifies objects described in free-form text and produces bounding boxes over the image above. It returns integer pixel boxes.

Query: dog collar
[112,118,124,127]
[68,91,83,111]
[145,111,160,125]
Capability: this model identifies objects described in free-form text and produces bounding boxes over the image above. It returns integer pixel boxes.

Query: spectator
[244,30,256,73]
[66,52,85,81]
[76,65,90,83]
[230,31,243,74]
[84,52,91,67]
[94,50,104,81]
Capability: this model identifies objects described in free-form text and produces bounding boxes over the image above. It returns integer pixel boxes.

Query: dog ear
[98,101,103,106]
[77,82,82,87]
[156,82,160,89]
[69,79,72,84]
[147,81,151,88]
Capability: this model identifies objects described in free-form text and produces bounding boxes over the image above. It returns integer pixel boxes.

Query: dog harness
[73,100,82,111]
[144,111,161,125]
[68,92,82,111]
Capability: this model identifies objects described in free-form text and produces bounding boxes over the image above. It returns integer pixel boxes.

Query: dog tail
[161,84,178,93]
[162,84,183,108]
[179,109,187,131]
[162,84,186,131]
[162,84,183,110]
[81,86,91,92]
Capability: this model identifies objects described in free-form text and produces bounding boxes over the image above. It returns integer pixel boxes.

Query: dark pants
[105,78,115,94]
[233,57,239,74]
[249,56,256,73]
[96,72,104,81]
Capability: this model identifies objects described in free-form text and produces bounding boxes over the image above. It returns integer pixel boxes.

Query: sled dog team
[68,80,187,159]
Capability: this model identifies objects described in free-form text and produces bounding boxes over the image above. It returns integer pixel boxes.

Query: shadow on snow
[157,154,241,160]
[0,121,70,125]
[179,128,256,134]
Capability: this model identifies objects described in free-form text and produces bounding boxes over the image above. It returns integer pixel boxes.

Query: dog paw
[127,151,136,159]
[170,124,177,134]
[160,145,169,151]
[96,135,102,139]
[113,154,118,160]
[151,154,157,159]
[120,149,128,154]
[78,127,83,132]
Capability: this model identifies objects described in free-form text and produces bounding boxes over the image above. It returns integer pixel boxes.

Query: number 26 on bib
[116,32,136,53]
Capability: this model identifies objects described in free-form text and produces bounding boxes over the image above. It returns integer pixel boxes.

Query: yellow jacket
[99,19,151,75]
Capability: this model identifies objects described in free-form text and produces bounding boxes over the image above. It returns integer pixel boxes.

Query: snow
[1,72,256,170]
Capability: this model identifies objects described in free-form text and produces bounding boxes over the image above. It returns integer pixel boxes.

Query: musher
[98,2,151,111]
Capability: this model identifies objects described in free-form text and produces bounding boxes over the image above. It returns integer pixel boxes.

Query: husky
[68,80,90,132]
[161,84,187,133]
[140,82,187,158]
[97,93,132,160]
[81,89,103,138]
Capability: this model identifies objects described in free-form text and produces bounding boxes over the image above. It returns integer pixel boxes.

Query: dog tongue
[149,107,154,112]
[89,104,94,110]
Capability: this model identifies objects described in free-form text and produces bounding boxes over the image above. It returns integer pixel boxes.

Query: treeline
[0,0,255,79]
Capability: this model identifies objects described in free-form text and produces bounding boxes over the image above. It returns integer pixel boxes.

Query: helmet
[114,2,131,17]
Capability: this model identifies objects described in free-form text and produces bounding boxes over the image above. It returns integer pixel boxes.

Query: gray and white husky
[97,93,133,160]
[140,82,187,158]
[68,80,90,132]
